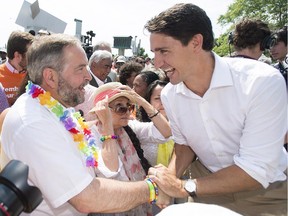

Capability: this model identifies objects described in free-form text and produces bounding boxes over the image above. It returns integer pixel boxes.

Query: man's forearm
[168,144,195,177]
[70,178,149,213]
[195,164,263,196]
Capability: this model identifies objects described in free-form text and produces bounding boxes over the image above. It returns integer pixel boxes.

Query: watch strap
[183,179,197,198]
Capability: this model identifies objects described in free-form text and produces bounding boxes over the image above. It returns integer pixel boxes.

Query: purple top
[0,83,9,113]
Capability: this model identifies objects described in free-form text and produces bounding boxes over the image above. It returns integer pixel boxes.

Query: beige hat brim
[88,82,135,113]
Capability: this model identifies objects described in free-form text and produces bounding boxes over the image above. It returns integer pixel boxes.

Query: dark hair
[123,126,151,174]
[138,71,160,87]
[135,56,145,65]
[144,3,214,50]
[139,80,168,122]
[7,31,34,59]
[119,61,144,86]
[275,26,287,46]
[232,19,271,51]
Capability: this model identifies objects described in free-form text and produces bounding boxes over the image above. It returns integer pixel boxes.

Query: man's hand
[148,164,187,198]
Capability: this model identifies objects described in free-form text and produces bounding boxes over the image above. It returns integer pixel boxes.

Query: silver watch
[184,179,197,197]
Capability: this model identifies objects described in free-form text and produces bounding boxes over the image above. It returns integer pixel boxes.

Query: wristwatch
[183,179,197,197]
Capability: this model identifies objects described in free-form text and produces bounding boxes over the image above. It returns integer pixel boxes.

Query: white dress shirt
[161,53,287,188]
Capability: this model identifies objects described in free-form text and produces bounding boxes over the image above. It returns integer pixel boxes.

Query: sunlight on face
[57,45,90,107]
[150,33,194,85]
[150,85,166,118]
[133,75,148,97]
[109,97,131,129]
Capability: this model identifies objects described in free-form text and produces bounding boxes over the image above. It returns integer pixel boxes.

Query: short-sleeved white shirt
[161,53,287,188]
[1,94,95,215]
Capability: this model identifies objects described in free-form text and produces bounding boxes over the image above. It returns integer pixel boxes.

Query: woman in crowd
[89,82,171,216]
[139,80,174,167]
[132,71,159,120]
[119,61,144,88]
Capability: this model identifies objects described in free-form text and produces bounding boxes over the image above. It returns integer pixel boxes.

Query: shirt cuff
[97,150,123,178]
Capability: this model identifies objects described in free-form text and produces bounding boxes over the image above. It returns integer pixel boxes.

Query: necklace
[26,81,99,167]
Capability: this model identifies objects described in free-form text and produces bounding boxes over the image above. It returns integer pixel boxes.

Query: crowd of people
[0,3,287,216]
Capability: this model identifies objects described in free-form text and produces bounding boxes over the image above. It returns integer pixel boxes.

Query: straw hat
[89,82,135,113]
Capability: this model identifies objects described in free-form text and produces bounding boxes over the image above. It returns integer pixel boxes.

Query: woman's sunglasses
[109,103,135,115]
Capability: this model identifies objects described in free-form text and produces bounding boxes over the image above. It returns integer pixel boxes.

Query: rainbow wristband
[100,135,118,142]
[145,178,159,204]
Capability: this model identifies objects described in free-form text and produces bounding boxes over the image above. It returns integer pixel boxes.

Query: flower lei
[26,81,99,167]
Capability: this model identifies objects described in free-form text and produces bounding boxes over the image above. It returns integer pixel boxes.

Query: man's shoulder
[0,64,9,76]
[223,56,279,79]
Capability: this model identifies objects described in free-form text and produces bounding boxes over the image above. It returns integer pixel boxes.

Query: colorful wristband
[100,134,118,142]
[145,178,159,204]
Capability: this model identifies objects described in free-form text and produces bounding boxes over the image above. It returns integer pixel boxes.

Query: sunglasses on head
[109,103,135,115]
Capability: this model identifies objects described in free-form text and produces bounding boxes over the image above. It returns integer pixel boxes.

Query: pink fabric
[116,127,146,181]
[94,89,120,104]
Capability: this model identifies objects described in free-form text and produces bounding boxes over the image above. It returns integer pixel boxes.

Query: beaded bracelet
[100,135,118,142]
[148,110,160,119]
[145,178,159,204]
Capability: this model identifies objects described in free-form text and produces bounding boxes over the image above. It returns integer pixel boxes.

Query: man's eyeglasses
[109,103,135,115]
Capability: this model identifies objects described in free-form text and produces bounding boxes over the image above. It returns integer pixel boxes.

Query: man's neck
[184,52,215,97]
[235,48,261,60]
[7,59,24,73]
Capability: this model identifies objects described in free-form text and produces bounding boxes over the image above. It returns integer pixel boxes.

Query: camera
[81,30,96,59]
[0,160,43,216]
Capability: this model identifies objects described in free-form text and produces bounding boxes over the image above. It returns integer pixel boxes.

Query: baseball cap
[116,55,126,63]
[0,47,7,53]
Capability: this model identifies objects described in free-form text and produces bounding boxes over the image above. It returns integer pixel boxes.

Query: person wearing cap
[88,82,172,216]
[0,47,7,64]
[115,55,127,74]
[38,29,51,36]
[0,30,34,106]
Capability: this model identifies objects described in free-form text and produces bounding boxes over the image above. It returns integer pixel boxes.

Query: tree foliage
[213,0,287,56]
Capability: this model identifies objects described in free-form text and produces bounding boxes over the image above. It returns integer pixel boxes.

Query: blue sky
[1,0,234,57]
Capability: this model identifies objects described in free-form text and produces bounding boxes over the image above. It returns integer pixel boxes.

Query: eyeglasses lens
[111,104,134,115]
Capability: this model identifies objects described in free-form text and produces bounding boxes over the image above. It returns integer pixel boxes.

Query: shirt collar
[176,52,233,95]
[6,61,19,73]
[90,70,104,86]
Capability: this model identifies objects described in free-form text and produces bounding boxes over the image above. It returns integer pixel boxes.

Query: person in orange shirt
[0,30,34,106]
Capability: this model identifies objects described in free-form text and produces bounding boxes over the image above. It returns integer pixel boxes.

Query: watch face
[185,179,196,193]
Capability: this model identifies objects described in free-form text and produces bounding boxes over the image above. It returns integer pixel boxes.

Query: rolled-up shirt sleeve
[97,150,123,178]
[234,74,287,188]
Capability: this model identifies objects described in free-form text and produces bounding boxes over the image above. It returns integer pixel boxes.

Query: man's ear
[189,34,203,52]
[91,61,97,69]
[43,68,58,89]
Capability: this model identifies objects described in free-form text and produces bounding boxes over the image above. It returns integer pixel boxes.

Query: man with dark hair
[230,18,273,60]
[0,30,34,106]
[270,26,287,84]
[145,3,287,216]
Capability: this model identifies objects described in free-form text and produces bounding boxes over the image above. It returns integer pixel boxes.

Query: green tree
[213,0,287,56]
